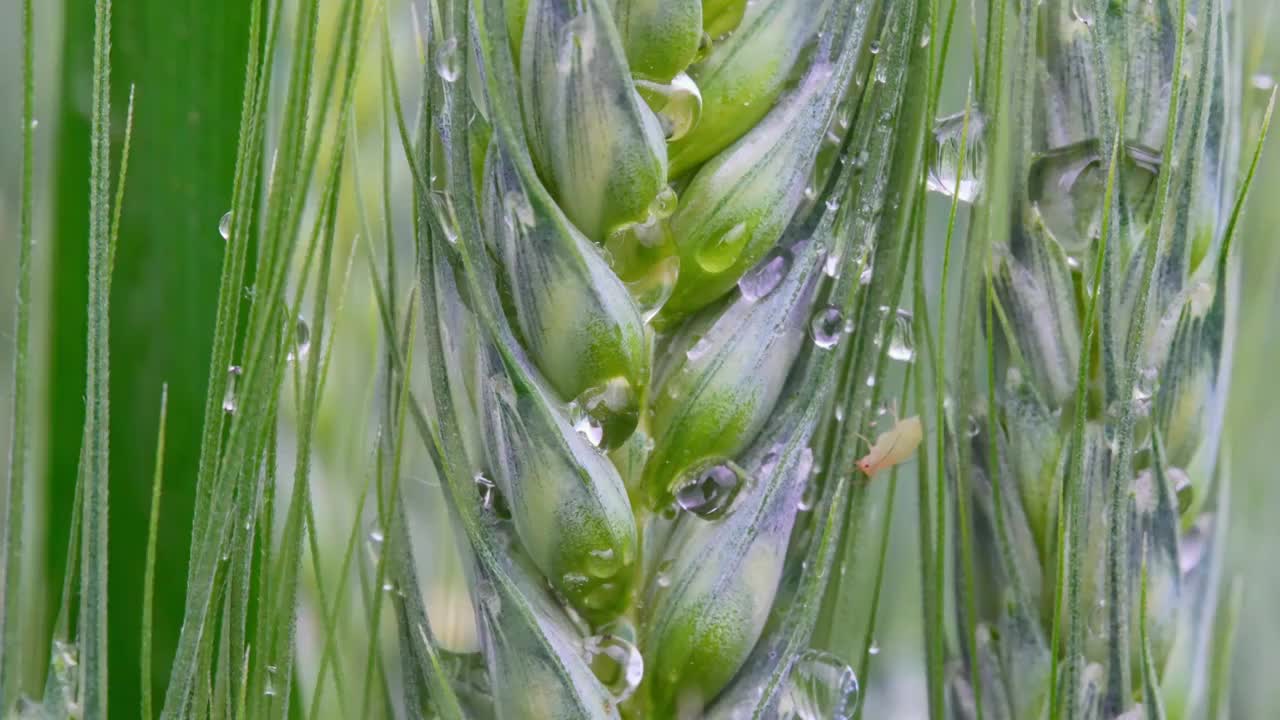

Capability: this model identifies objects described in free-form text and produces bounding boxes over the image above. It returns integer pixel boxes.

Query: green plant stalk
[141,385,170,720]
[0,0,36,708]
[79,0,118,714]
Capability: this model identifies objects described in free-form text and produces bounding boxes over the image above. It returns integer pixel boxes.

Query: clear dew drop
[584,621,644,703]
[287,316,311,363]
[926,109,987,203]
[1252,73,1276,91]
[1028,139,1160,256]
[779,649,860,720]
[673,462,744,520]
[823,249,843,278]
[738,249,790,301]
[886,310,915,362]
[473,472,509,518]
[868,41,880,55]
[1169,467,1193,515]
[810,306,845,349]
[368,527,385,545]
[655,559,675,588]
[222,365,243,414]
[218,210,233,240]
[52,640,79,671]
[650,186,679,220]
[695,222,750,273]
[625,255,680,322]
[797,476,818,511]
[636,73,704,142]
[435,36,461,82]
[868,641,880,656]
[568,400,605,447]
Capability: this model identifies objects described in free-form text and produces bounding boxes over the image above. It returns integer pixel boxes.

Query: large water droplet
[584,620,644,703]
[673,462,744,519]
[926,109,986,203]
[435,37,461,82]
[473,473,510,518]
[636,73,704,142]
[739,248,791,301]
[1028,139,1160,256]
[810,306,845,349]
[695,222,750,273]
[778,650,860,720]
[649,186,679,220]
[886,309,915,362]
[218,211,233,240]
[223,365,243,414]
[570,377,638,450]
[625,255,680,322]
[655,558,675,588]
[569,401,605,447]
[287,316,311,364]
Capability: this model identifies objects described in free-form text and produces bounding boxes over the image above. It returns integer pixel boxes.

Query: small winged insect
[853,408,923,477]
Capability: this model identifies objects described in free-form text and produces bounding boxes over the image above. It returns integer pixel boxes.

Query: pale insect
[853,411,923,477]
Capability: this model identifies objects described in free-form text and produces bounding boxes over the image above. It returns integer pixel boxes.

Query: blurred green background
[0,0,1276,717]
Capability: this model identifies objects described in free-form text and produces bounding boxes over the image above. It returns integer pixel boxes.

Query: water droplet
[1028,139,1160,256]
[673,462,744,519]
[218,211,233,240]
[695,222,750,273]
[685,336,712,362]
[797,476,818,511]
[868,641,880,656]
[858,264,873,286]
[926,109,986,203]
[655,559,675,588]
[368,527,385,544]
[625,255,680,322]
[636,73,704,142]
[779,649,860,720]
[1170,467,1193,514]
[222,365,243,414]
[1252,73,1276,91]
[886,310,915,362]
[435,36,461,82]
[1179,514,1213,575]
[864,375,876,388]
[474,473,509,517]
[52,640,79,671]
[569,401,605,447]
[966,415,981,437]
[584,621,644,703]
[823,249,843,278]
[810,306,845,349]
[287,316,311,363]
[739,249,791,301]
[868,41,880,54]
